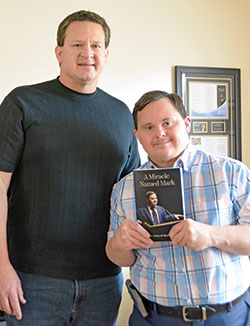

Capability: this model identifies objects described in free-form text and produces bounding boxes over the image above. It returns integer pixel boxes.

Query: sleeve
[107,182,127,241]
[120,120,140,180]
[0,94,25,172]
[233,163,250,225]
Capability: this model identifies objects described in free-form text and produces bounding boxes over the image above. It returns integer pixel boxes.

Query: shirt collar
[175,143,197,171]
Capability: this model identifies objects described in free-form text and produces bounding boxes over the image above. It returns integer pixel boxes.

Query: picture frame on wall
[175,66,241,160]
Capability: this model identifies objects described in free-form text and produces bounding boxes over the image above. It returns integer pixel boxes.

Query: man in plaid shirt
[106,91,250,326]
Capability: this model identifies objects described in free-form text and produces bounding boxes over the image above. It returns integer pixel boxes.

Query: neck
[58,76,98,94]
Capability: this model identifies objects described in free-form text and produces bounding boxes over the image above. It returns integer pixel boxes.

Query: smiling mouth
[153,140,171,146]
[78,63,95,67]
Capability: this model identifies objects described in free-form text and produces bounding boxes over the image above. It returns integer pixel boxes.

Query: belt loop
[227,301,233,312]
[152,302,158,313]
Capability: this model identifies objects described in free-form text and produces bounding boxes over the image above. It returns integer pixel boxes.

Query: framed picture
[175,66,241,160]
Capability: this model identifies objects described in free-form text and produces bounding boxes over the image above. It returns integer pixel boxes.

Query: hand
[0,263,26,320]
[111,219,153,252]
[169,218,212,250]
[173,214,184,220]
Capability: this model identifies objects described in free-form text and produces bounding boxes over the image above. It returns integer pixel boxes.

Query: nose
[155,125,166,138]
[79,44,94,58]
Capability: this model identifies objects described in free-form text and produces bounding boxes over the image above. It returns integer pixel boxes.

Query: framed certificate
[175,66,241,160]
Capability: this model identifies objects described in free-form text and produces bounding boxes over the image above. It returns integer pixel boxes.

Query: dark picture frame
[175,66,241,160]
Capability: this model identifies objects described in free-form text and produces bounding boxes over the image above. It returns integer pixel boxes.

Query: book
[133,168,185,241]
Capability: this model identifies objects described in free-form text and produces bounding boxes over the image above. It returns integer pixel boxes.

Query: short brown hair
[57,10,111,48]
[145,191,157,204]
[133,91,187,129]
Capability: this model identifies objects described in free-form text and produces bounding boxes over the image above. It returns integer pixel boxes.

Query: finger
[123,229,153,249]
[121,225,153,249]
[174,234,186,247]
[14,307,22,321]
[115,221,153,251]
[130,221,152,238]
[130,236,153,249]
[9,295,22,320]
[170,228,186,246]
[1,297,14,316]
[17,287,26,305]
[169,225,180,239]
[0,303,5,314]
[129,227,153,246]
[120,222,150,243]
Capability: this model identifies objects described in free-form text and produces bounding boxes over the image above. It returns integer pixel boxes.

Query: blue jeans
[129,291,250,326]
[5,270,123,326]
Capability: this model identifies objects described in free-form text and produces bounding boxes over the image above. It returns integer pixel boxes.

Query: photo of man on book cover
[136,191,182,225]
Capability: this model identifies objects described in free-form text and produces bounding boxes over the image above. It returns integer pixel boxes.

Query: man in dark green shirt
[0,10,140,326]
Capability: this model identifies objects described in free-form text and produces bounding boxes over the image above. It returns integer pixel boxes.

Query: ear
[55,46,63,65]
[134,129,142,145]
[184,116,191,134]
[104,48,109,62]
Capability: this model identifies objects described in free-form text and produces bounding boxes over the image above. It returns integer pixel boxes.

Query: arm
[170,161,250,255]
[169,219,250,255]
[106,174,153,267]
[106,219,153,267]
[120,129,140,179]
[0,171,26,320]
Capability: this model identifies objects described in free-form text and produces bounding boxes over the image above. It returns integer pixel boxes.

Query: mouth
[78,63,95,68]
[153,139,171,147]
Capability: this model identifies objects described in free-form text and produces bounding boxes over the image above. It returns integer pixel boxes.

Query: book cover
[133,168,185,241]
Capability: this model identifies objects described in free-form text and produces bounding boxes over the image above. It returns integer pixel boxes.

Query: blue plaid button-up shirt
[108,144,250,306]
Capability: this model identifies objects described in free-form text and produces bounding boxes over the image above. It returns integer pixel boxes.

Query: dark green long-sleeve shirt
[0,78,140,280]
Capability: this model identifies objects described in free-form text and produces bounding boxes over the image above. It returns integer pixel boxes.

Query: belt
[142,292,246,322]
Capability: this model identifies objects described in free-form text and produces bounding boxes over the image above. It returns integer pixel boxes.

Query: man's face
[55,21,109,93]
[135,97,191,168]
[148,193,158,208]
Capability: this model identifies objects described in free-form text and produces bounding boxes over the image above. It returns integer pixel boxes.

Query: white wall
[1,0,250,164]
[1,1,250,325]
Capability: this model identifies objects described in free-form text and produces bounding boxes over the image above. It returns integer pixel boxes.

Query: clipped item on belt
[125,279,148,318]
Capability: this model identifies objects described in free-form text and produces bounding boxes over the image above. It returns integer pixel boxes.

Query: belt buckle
[182,306,207,321]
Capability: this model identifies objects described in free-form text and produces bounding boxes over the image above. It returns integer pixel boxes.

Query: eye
[163,119,175,128]
[93,44,101,49]
[73,43,81,47]
[145,125,153,131]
